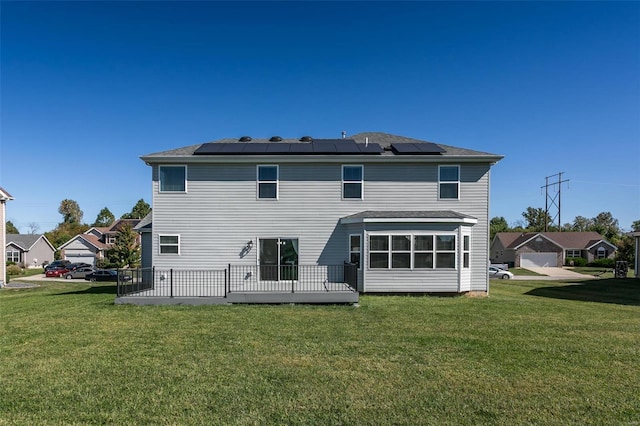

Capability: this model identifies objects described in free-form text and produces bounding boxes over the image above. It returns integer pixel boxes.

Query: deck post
[170,269,173,298]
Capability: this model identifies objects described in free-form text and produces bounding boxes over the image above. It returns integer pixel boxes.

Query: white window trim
[566,249,581,258]
[349,234,362,270]
[438,165,460,200]
[159,234,180,255]
[342,165,364,200]
[367,232,459,270]
[256,165,279,200]
[6,250,20,263]
[463,235,470,268]
[159,165,187,193]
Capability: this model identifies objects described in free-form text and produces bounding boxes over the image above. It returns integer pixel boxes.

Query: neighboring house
[1,186,14,287]
[5,234,55,268]
[491,231,617,268]
[58,219,141,265]
[632,231,640,279]
[138,132,503,297]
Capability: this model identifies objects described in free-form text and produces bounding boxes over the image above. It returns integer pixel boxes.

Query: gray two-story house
[131,132,502,304]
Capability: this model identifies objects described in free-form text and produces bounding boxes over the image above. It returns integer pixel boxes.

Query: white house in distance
[1,187,14,287]
[126,132,503,304]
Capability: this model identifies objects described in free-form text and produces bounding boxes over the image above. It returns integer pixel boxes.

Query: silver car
[489,266,514,279]
[64,267,95,280]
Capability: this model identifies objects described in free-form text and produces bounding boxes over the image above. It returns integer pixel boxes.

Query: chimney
[341,131,346,139]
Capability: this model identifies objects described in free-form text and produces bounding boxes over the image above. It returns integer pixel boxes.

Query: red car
[45,267,69,278]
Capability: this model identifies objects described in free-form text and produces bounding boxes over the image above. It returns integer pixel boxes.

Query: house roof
[0,187,13,201]
[495,232,616,250]
[141,132,503,163]
[106,219,141,233]
[58,234,110,251]
[134,212,152,232]
[341,210,478,224]
[5,234,55,251]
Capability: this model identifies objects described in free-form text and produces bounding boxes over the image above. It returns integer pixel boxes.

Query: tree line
[491,208,639,264]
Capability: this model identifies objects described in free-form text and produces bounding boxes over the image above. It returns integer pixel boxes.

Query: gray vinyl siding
[150,161,492,293]
[23,239,55,268]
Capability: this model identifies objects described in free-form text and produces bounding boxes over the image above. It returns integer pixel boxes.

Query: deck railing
[117,263,357,298]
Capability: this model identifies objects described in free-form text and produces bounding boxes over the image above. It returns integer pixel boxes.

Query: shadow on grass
[55,284,117,296]
[526,278,640,306]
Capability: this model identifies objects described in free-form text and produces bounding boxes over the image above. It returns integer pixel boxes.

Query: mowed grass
[1,279,639,425]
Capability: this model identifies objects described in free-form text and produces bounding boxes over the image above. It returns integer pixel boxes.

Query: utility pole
[541,172,570,231]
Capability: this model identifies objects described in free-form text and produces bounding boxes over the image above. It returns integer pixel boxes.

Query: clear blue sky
[1,1,639,234]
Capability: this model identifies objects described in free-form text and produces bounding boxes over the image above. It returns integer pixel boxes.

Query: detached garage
[520,252,558,268]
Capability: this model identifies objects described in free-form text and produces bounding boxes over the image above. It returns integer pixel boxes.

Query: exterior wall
[490,238,516,265]
[62,238,99,265]
[150,160,493,293]
[140,232,152,269]
[515,239,562,267]
[0,201,6,286]
[586,242,616,263]
[23,238,55,268]
[360,223,472,293]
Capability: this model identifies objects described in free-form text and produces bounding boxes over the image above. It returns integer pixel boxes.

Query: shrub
[6,264,24,276]
[588,258,615,268]
[565,257,587,267]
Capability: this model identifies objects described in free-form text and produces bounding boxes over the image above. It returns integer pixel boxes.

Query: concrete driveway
[513,267,596,281]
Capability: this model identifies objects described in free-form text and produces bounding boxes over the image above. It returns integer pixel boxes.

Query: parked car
[84,270,132,282]
[489,266,514,279]
[66,262,92,271]
[44,260,71,272]
[64,267,95,280]
[45,267,70,278]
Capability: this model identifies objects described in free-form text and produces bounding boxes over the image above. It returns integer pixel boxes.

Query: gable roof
[0,187,13,201]
[5,234,55,252]
[495,232,616,250]
[58,234,110,251]
[141,132,503,163]
[134,212,152,232]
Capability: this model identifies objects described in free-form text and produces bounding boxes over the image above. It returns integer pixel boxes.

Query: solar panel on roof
[390,143,445,155]
[241,143,269,153]
[312,143,337,153]
[193,143,224,154]
[266,143,291,153]
[290,143,313,153]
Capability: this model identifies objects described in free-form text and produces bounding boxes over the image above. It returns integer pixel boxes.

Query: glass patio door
[259,238,298,281]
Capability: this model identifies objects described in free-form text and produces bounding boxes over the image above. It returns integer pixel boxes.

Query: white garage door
[521,252,557,267]
[65,255,96,265]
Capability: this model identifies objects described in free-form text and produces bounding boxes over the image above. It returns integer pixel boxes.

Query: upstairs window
[159,166,186,192]
[257,165,278,199]
[342,165,363,199]
[439,165,459,200]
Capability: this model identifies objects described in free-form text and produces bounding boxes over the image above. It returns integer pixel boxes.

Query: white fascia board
[340,217,478,225]
[585,240,617,250]
[141,154,504,165]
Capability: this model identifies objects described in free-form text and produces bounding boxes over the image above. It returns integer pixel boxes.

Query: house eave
[340,217,478,225]
[141,154,503,165]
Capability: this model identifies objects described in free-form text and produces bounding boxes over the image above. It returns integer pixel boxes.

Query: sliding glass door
[259,238,298,281]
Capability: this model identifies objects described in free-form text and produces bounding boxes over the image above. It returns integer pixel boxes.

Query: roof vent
[238,136,252,142]
[269,136,283,142]
[299,136,313,142]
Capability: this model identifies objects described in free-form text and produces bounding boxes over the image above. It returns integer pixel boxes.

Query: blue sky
[1,1,639,233]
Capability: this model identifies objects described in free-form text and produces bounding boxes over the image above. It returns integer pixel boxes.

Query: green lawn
[1,279,639,424]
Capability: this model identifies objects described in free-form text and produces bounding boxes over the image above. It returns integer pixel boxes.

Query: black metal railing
[117,263,358,298]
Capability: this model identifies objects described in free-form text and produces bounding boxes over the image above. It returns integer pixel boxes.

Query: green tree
[5,220,19,234]
[631,220,640,232]
[571,216,594,232]
[592,211,620,241]
[105,223,140,268]
[92,207,115,227]
[522,207,551,232]
[58,199,83,224]
[490,216,510,240]
[121,199,151,220]
[614,235,634,264]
